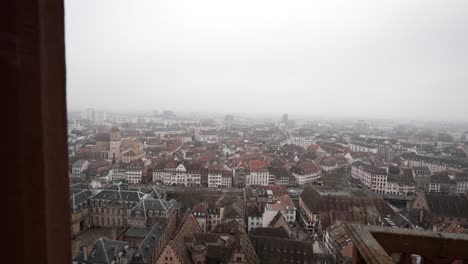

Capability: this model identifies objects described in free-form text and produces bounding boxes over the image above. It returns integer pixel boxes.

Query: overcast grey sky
[65,0,468,121]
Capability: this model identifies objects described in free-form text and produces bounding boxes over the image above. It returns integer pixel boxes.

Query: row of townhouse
[351,161,416,195]
[153,161,233,187]
[428,172,468,194]
[153,161,202,186]
[107,159,150,184]
[401,153,468,173]
[348,142,378,153]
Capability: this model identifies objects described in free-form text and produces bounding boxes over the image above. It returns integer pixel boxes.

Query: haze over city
[65,0,468,122]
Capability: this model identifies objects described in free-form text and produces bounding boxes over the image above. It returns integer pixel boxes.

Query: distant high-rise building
[224,114,234,129]
[162,110,175,119]
[95,111,107,124]
[86,108,95,123]
[354,120,369,133]
[282,113,288,124]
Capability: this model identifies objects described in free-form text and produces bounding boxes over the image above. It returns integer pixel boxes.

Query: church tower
[109,127,121,160]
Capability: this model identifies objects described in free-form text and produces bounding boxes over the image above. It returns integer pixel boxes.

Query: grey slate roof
[73,238,129,264]
[70,189,93,212]
[131,223,167,264]
[124,227,152,238]
[130,198,178,217]
[90,189,146,203]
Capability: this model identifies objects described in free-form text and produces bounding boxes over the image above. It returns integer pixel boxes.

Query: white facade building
[292,171,321,186]
[154,163,201,187]
[208,172,222,188]
[281,136,316,149]
[246,171,272,186]
[456,179,468,194]
[349,143,378,153]
[221,173,232,188]
[351,162,388,194]
[72,160,89,180]
[248,215,263,232]
[126,166,143,184]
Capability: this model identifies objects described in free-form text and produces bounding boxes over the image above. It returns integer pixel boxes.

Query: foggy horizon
[65,0,468,122]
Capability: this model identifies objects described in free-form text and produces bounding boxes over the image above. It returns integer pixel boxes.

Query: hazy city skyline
[65,0,468,122]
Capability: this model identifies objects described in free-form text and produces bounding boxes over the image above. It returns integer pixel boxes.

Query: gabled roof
[268,211,286,227]
[426,194,468,218]
[131,224,166,263]
[73,238,129,264]
[157,214,201,264]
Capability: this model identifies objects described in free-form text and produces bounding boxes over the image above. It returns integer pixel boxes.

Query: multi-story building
[268,166,290,186]
[69,184,92,237]
[401,153,468,173]
[153,161,201,187]
[351,161,388,194]
[221,171,232,188]
[127,195,179,229]
[246,160,272,186]
[88,185,149,228]
[428,173,453,193]
[280,136,315,149]
[109,163,127,182]
[233,165,248,188]
[185,163,202,187]
[207,204,222,230]
[192,203,208,233]
[378,145,396,162]
[386,173,416,195]
[456,174,468,194]
[354,120,369,133]
[319,158,338,174]
[247,203,264,232]
[290,160,321,186]
[429,172,468,194]
[126,163,143,184]
[412,166,432,190]
[72,159,89,181]
[349,142,378,153]
[195,130,223,143]
[207,166,222,188]
[121,149,146,164]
